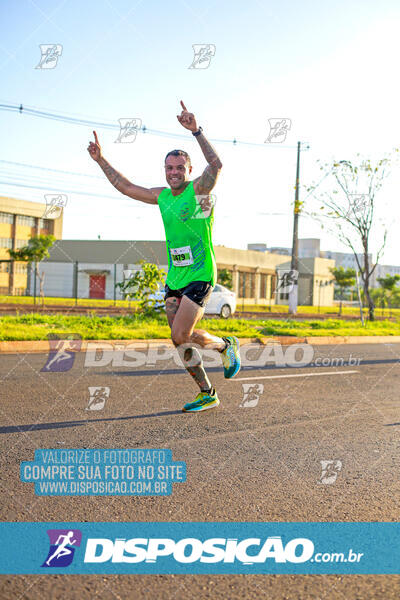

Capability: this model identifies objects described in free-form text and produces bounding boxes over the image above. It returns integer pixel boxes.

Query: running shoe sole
[221,336,241,379]
[182,396,220,413]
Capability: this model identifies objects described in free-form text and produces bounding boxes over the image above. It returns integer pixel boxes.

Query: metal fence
[0,259,151,305]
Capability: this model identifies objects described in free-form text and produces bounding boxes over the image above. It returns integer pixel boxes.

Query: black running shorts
[164,280,213,308]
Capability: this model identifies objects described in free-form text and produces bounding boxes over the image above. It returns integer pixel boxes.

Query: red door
[89,275,106,299]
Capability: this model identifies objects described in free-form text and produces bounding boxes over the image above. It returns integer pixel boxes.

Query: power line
[0,169,104,189]
[0,159,103,180]
[0,101,299,149]
[0,179,136,202]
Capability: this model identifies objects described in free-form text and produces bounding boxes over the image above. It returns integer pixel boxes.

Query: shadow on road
[0,409,183,434]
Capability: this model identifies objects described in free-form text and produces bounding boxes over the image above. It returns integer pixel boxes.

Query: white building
[29,239,335,306]
[321,250,370,272]
[27,240,169,300]
[251,238,321,258]
[250,239,374,278]
[370,264,400,288]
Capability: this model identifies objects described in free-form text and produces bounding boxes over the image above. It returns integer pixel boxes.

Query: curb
[304,335,400,345]
[1,335,400,354]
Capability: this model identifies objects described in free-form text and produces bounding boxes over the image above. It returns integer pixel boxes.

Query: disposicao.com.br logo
[0,523,374,574]
[83,536,345,565]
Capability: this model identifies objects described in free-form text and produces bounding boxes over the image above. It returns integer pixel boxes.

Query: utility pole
[289,141,302,315]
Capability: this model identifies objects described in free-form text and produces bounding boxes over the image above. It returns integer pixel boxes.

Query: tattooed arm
[176,101,222,195]
[192,133,223,194]
[87,131,163,204]
[98,157,163,204]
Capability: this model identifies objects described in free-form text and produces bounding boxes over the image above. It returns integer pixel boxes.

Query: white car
[204,284,236,318]
[150,284,236,318]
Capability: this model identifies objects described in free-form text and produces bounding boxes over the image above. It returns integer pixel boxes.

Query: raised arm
[176,101,222,195]
[87,131,163,204]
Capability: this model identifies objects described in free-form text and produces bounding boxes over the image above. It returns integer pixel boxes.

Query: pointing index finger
[93,130,99,144]
[180,100,188,111]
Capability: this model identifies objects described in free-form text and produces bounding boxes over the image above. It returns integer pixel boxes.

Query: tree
[377,274,400,317]
[329,266,356,315]
[116,261,166,316]
[8,234,56,305]
[217,268,233,290]
[307,152,397,320]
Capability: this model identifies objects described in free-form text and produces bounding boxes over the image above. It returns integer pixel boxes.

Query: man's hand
[87,130,102,162]
[176,100,198,132]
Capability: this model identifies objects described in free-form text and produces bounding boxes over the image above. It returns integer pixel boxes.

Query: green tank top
[157,181,217,289]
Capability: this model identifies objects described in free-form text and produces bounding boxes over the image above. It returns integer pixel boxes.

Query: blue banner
[20,449,186,496]
[0,522,398,574]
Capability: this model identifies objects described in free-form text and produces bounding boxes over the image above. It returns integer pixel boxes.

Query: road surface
[1,342,400,599]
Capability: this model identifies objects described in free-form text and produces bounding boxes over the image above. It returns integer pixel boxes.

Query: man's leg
[167,295,222,411]
[171,294,241,379]
[166,296,213,392]
[170,295,226,350]
[172,292,244,380]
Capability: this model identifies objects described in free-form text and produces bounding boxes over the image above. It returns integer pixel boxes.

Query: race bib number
[171,245,194,267]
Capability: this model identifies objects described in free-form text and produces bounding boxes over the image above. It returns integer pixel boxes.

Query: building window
[0,238,12,248]
[14,263,28,274]
[15,239,27,249]
[17,215,36,227]
[260,274,268,299]
[238,272,244,297]
[0,262,10,272]
[238,272,256,298]
[249,272,255,297]
[260,273,275,300]
[14,287,27,296]
[0,212,14,224]
[238,272,248,298]
[39,218,52,231]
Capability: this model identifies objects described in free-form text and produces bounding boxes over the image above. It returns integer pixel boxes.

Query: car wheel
[220,304,231,319]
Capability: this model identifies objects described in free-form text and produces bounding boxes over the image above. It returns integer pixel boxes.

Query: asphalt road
[1,342,400,599]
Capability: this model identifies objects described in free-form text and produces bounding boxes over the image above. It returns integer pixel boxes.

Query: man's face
[164,155,192,190]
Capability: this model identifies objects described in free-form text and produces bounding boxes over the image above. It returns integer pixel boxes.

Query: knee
[171,328,190,347]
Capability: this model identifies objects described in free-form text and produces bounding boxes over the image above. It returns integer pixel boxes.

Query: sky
[1,0,400,263]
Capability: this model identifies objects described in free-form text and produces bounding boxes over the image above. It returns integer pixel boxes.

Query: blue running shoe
[182,389,220,412]
[221,336,241,378]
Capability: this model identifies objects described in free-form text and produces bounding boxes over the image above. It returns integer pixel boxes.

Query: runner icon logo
[35,44,63,69]
[276,269,299,295]
[41,334,82,372]
[193,194,216,219]
[43,194,67,219]
[240,383,264,408]
[86,386,110,411]
[318,460,343,485]
[265,118,291,143]
[345,194,369,220]
[115,118,142,143]
[188,44,216,69]
[42,529,82,567]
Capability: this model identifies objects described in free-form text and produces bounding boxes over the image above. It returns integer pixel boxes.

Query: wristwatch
[192,127,203,137]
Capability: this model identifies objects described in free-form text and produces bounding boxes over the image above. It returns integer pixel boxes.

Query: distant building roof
[45,240,167,264]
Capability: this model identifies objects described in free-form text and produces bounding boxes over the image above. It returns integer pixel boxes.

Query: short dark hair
[165,149,191,167]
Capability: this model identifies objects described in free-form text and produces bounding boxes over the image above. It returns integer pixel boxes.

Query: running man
[87,101,241,412]
[43,336,76,371]
[46,531,77,566]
